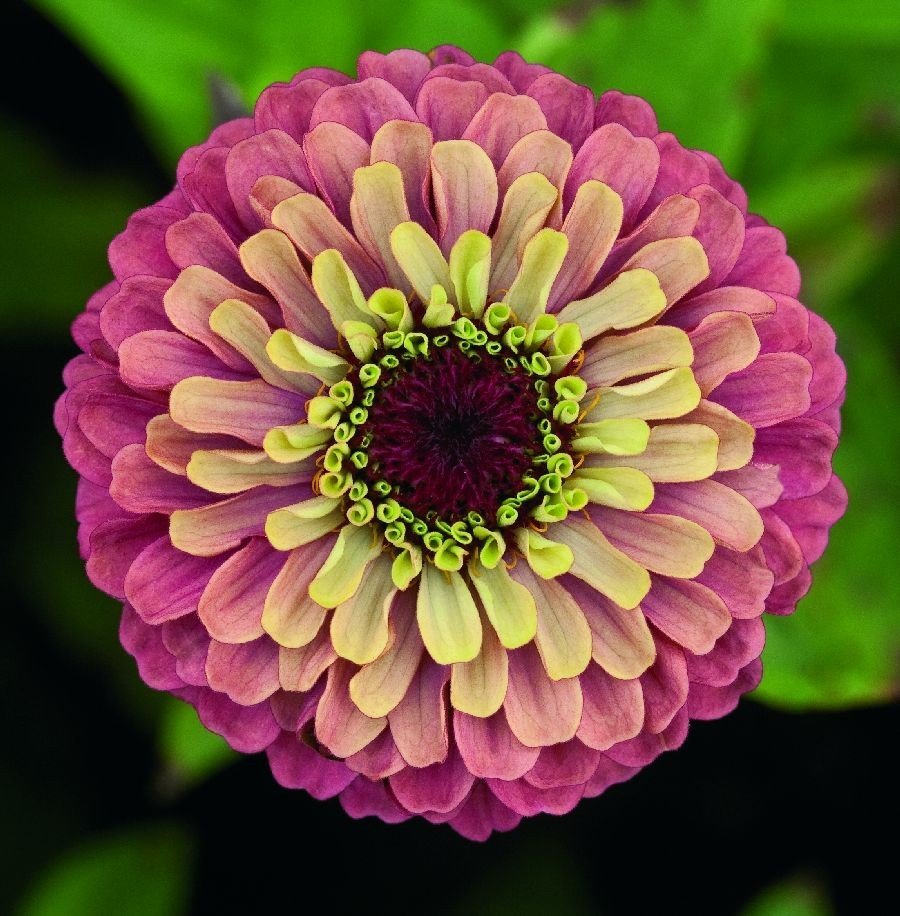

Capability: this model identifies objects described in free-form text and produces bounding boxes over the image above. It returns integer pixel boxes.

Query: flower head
[56,46,846,839]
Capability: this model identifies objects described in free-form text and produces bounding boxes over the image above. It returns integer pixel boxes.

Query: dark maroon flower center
[364,346,542,520]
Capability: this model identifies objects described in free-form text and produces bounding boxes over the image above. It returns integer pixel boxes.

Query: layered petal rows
[57,46,846,839]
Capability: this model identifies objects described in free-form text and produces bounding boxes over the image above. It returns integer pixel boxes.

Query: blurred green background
[2,1,897,913]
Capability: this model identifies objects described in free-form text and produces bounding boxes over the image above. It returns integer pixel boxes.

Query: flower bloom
[56,46,846,839]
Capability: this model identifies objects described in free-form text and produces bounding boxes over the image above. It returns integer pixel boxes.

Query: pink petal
[99,276,172,350]
[254,78,335,141]
[642,577,731,655]
[357,49,432,103]
[267,731,356,798]
[108,202,183,282]
[463,93,547,169]
[605,706,689,767]
[696,545,774,620]
[309,77,417,142]
[448,782,522,842]
[686,617,765,687]
[85,516,166,599]
[595,90,659,138]
[339,777,412,825]
[713,353,812,428]
[119,604,183,689]
[389,746,475,815]
[206,636,280,705]
[524,740,601,790]
[754,419,838,500]
[198,538,285,643]
[724,225,801,296]
[161,614,210,686]
[577,664,644,750]
[303,122,370,228]
[125,536,222,624]
[388,659,450,768]
[110,443,211,513]
[527,72,594,150]
[346,728,406,780]
[415,77,488,141]
[688,184,745,293]
[454,710,539,780]
[640,133,709,217]
[688,658,763,719]
[773,474,847,565]
[196,690,280,752]
[639,637,688,734]
[165,212,247,285]
[493,50,552,92]
[486,776,583,817]
[565,123,660,229]
[119,331,243,391]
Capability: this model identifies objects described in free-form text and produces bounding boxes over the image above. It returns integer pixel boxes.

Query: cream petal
[563,575,657,679]
[687,311,761,395]
[264,495,344,551]
[349,589,424,718]
[145,414,236,476]
[584,367,701,422]
[549,180,623,310]
[262,535,336,648]
[370,119,436,233]
[577,663,644,750]
[279,627,337,691]
[265,328,350,385]
[187,448,314,494]
[238,229,333,347]
[556,268,666,340]
[469,560,537,649]
[585,423,719,483]
[350,161,412,290]
[552,515,650,610]
[389,221,453,303]
[673,400,755,472]
[592,508,715,578]
[622,236,710,306]
[315,660,387,759]
[417,564,483,664]
[511,562,592,680]
[581,325,693,388]
[330,553,395,664]
[463,92,548,167]
[497,129,573,228]
[489,172,557,292]
[503,643,582,747]
[431,139,498,253]
[450,608,508,718]
[571,466,655,511]
[272,191,382,293]
[503,228,569,324]
[308,524,383,608]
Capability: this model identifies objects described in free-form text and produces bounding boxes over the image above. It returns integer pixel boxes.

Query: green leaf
[543,0,781,170]
[365,0,507,63]
[30,0,365,164]
[0,118,145,331]
[740,873,834,916]
[157,699,236,792]
[16,823,193,916]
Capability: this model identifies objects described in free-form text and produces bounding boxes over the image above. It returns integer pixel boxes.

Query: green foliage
[16,823,193,916]
[740,873,834,916]
[157,699,236,791]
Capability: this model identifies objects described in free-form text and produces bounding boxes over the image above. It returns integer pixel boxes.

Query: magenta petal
[108,202,183,282]
[724,225,801,296]
[309,77,418,142]
[196,690,280,753]
[493,50,552,92]
[110,443,211,513]
[565,123,660,229]
[686,617,766,688]
[527,73,594,150]
[448,782,522,841]
[389,746,475,815]
[605,706,689,767]
[206,637,280,705]
[124,536,222,624]
[99,276,172,350]
[773,475,847,565]
[267,731,356,798]
[688,658,763,720]
[181,146,244,241]
[346,729,406,780]
[86,516,166,599]
[582,755,640,799]
[454,710,539,780]
[415,77,488,141]
[688,184,745,293]
[713,353,812,428]
[697,546,773,620]
[339,777,412,825]
[165,212,247,285]
[594,89,659,138]
[176,117,255,187]
[254,78,334,142]
[161,614,211,687]
[696,150,748,214]
[639,637,688,734]
[119,331,244,391]
[640,133,710,217]
[804,312,847,416]
[487,776,583,817]
[524,740,601,790]
[756,294,809,355]
[225,129,314,231]
[754,419,838,500]
[198,538,285,643]
[119,604,183,690]
[357,49,432,103]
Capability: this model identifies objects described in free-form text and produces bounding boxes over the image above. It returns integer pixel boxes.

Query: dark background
[2,2,897,913]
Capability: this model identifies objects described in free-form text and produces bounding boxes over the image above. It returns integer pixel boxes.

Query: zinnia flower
[56,46,847,839]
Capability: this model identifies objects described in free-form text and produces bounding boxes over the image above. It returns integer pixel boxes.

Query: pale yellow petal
[586,423,719,483]
[264,496,343,551]
[450,608,508,717]
[330,553,395,664]
[553,516,650,610]
[556,268,666,340]
[265,328,350,385]
[449,229,492,318]
[570,417,651,456]
[389,221,453,304]
[416,564,482,664]
[187,448,313,494]
[571,467,655,511]
[262,422,332,464]
[468,560,537,649]
[310,248,374,330]
[622,236,710,306]
[503,228,569,324]
[511,528,573,579]
[308,524,383,608]
[585,367,701,421]
[675,400,755,472]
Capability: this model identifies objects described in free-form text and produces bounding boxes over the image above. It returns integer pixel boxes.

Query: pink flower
[56,46,846,839]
